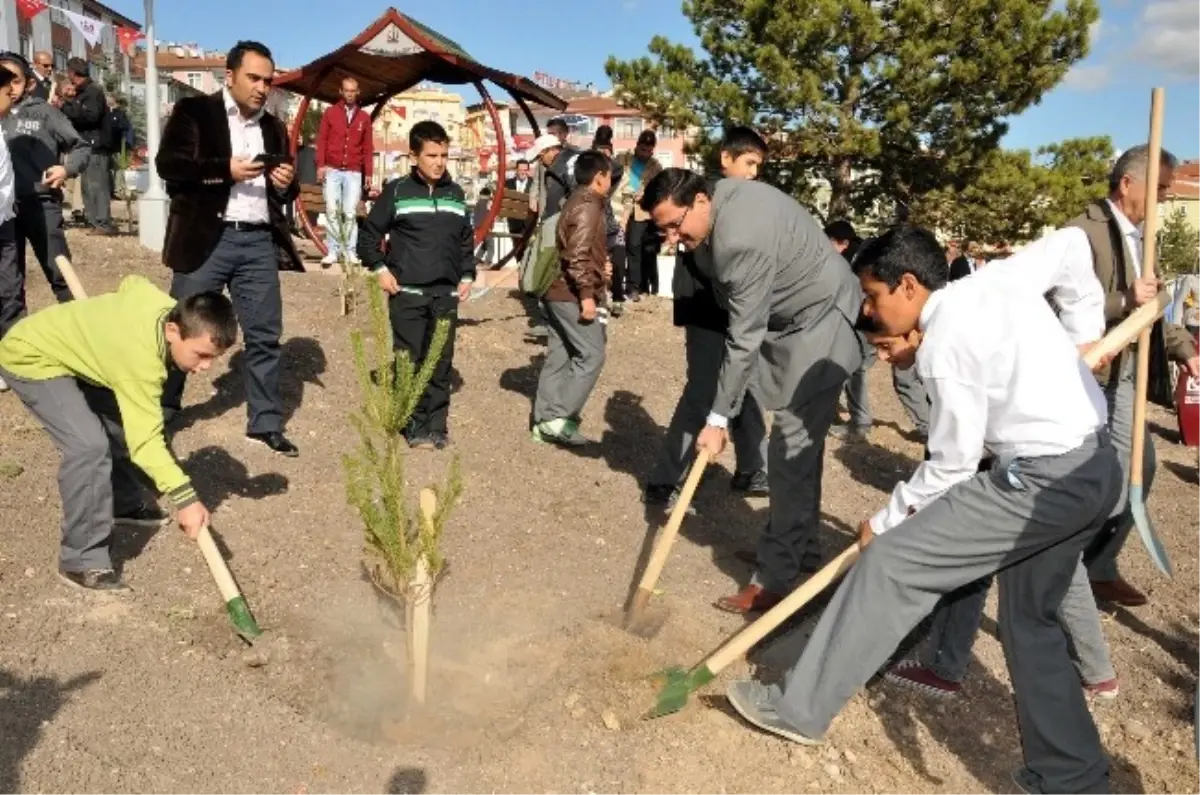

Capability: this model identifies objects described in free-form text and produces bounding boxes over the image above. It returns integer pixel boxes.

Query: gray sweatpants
[771,433,1120,794]
[841,330,876,429]
[649,324,768,487]
[0,369,146,571]
[1085,367,1154,581]
[917,556,1115,686]
[533,299,606,424]
[750,378,845,593]
[891,362,930,437]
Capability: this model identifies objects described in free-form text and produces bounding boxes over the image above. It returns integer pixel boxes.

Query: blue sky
[111,0,1198,157]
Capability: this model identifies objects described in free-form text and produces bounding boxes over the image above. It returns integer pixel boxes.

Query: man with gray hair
[1067,143,1198,607]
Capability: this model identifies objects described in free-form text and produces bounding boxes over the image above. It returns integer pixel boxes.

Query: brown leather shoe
[714,584,783,615]
[1090,578,1148,607]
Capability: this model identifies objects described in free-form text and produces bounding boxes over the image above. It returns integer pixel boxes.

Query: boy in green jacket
[0,275,237,591]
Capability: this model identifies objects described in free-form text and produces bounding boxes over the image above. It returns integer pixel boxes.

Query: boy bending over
[0,276,234,591]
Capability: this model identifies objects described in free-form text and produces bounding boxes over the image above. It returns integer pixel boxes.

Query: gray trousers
[842,330,876,429]
[533,299,606,424]
[162,228,284,434]
[1085,369,1153,581]
[0,369,145,571]
[917,556,1115,685]
[892,363,930,437]
[649,324,768,486]
[82,151,112,228]
[772,434,1120,794]
[751,379,845,593]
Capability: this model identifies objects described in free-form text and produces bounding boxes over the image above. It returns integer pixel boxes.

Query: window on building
[615,118,643,139]
[18,35,32,60]
[186,72,203,89]
[53,48,70,72]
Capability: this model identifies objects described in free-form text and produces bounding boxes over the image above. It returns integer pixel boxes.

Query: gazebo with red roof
[273,7,567,258]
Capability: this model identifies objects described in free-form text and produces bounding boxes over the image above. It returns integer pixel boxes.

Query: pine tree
[343,283,462,602]
[605,0,1098,222]
[1159,207,1199,277]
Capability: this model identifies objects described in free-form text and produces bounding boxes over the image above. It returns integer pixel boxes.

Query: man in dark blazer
[156,40,303,457]
[504,158,533,239]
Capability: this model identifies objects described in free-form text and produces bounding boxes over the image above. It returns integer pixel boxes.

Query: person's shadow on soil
[1163,459,1199,484]
[170,337,327,432]
[178,446,289,513]
[498,353,543,403]
[0,668,102,793]
[833,441,920,494]
[385,766,428,794]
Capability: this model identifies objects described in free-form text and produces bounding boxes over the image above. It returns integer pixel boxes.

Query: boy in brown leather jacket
[531,151,612,447]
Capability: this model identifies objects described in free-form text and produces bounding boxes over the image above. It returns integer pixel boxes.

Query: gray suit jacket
[705,179,864,416]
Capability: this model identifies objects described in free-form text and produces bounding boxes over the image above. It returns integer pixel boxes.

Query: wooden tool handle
[705,543,861,675]
[196,525,240,603]
[54,255,89,300]
[410,488,437,705]
[1130,88,1166,491]
[635,449,711,595]
[1082,292,1169,369]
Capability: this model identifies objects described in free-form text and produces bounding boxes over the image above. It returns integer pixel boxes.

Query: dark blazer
[1067,199,1196,404]
[156,92,302,275]
[948,255,973,281]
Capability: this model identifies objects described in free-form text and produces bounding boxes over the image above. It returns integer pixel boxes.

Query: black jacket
[60,78,106,145]
[359,168,475,287]
[672,244,728,332]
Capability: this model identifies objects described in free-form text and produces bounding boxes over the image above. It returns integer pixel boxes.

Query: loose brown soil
[0,229,1196,793]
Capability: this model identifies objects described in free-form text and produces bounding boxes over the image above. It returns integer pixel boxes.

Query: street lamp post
[137,0,169,252]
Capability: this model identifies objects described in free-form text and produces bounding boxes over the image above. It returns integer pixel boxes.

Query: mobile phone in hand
[252,152,294,168]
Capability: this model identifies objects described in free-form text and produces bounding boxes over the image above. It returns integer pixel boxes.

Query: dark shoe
[883,660,962,698]
[643,483,678,505]
[730,469,770,497]
[610,302,625,318]
[432,432,450,451]
[629,290,641,303]
[407,435,437,450]
[58,567,130,593]
[1090,577,1147,607]
[246,431,300,457]
[830,423,870,443]
[114,503,168,529]
[714,584,783,615]
[726,679,821,745]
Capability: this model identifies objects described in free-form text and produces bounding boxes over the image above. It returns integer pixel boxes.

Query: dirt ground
[0,229,1197,795]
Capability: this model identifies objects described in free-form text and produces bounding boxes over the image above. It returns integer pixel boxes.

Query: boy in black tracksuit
[358,121,475,450]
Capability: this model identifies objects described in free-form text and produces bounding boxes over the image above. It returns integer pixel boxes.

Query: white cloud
[1132,0,1200,78]
[1063,63,1112,90]
[1088,19,1102,45]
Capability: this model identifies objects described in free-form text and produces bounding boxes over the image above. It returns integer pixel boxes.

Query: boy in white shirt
[726,224,1121,794]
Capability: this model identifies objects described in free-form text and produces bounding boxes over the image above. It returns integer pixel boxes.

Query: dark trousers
[82,151,113,228]
[1,200,74,337]
[0,218,21,337]
[163,227,284,434]
[626,218,659,295]
[389,290,459,437]
[609,243,628,302]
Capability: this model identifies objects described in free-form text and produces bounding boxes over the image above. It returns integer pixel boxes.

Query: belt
[223,220,272,232]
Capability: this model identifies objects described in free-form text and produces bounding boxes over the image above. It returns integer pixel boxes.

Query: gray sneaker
[531,418,594,447]
[830,424,870,443]
[725,679,822,746]
[58,567,131,593]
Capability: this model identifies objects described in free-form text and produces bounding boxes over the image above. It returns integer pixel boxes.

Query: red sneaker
[713,584,783,615]
[1084,678,1119,700]
[883,660,963,698]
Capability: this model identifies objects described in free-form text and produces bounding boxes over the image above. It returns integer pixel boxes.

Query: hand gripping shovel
[1126,88,1173,578]
[644,305,1172,720]
[647,543,860,719]
[623,449,711,636]
[55,255,270,634]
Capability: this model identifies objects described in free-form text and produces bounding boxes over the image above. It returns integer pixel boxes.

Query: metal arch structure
[273,7,566,259]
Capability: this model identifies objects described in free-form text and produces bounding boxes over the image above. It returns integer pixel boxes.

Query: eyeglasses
[660,204,690,231]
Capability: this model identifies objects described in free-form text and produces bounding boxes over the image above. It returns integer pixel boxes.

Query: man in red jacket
[316,76,374,266]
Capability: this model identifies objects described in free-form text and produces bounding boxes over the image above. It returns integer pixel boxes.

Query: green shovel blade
[646,664,716,719]
[226,595,263,640]
[1129,484,1173,578]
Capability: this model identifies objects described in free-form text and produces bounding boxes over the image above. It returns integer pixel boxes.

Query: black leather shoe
[115,503,168,529]
[247,431,299,457]
[58,568,130,593]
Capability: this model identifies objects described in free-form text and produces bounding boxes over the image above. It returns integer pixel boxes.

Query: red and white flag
[116,26,144,55]
[62,8,105,48]
[15,0,49,22]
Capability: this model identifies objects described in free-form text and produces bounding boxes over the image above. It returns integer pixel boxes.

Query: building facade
[2,0,140,82]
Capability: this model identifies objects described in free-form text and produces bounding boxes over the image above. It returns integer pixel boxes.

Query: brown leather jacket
[545,189,608,304]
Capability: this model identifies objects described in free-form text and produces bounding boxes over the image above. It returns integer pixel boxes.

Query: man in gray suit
[640,170,864,613]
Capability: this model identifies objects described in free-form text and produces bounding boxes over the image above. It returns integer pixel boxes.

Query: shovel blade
[1129,485,1173,578]
[226,595,264,642]
[645,664,715,720]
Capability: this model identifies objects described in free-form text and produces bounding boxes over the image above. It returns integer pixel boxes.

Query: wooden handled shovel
[55,255,90,300]
[196,525,263,641]
[624,449,712,634]
[645,310,1179,720]
[1127,87,1173,578]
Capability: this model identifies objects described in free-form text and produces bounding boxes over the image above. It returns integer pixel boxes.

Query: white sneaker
[0,375,8,392]
[347,254,361,265]
[320,253,338,266]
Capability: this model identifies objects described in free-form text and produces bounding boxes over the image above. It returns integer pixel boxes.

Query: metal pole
[137,0,168,251]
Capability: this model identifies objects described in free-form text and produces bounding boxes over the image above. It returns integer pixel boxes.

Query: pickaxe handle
[55,255,89,300]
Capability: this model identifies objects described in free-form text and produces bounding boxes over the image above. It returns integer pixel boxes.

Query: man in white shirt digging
[725,224,1122,795]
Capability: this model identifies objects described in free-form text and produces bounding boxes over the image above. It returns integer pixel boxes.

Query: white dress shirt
[223,89,270,224]
[869,227,1108,535]
[1106,199,1143,279]
[0,133,14,225]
